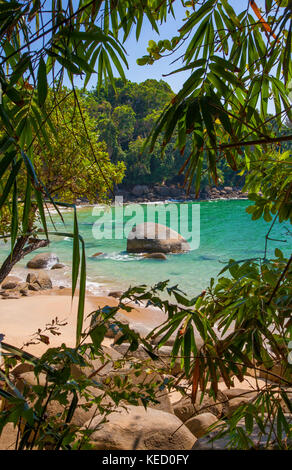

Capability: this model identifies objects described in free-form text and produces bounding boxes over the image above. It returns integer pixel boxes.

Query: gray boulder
[85,405,196,450]
[113,343,182,376]
[102,366,173,413]
[192,416,292,449]
[127,222,190,253]
[185,412,223,438]
[27,252,59,269]
[132,185,149,196]
[1,275,22,290]
[36,271,52,289]
[143,253,167,260]
[173,391,228,421]
[51,263,65,269]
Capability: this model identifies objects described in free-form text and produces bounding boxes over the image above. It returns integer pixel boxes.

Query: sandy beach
[0,287,166,357]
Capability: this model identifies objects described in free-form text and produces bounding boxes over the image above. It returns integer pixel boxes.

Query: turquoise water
[1,200,291,296]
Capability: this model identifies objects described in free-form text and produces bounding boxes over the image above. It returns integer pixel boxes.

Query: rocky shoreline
[113,184,248,204]
[73,184,248,206]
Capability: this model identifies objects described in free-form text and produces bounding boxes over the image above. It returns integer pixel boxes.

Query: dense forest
[0,0,291,452]
[83,78,245,191]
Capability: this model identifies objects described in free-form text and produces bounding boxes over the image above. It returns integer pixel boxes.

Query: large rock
[27,253,59,269]
[0,423,18,450]
[1,275,22,290]
[85,405,196,450]
[127,222,190,254]
[185,412,223,438]
[173,391,228,421]
[132,185,149,197]
[113,343,182,376]
[102,366,173,413]
[51,263,65,269]
[1,291,22,299]
[108,290,123,298]
[143,253,167,260]
[91,311,151,342]
[91,311,130,340]
[192,416,292,450]
[222,388,258,400]
[35,271,52,289]
[14,370,113,428]
[154,186,171,197]
[227,396,255,416]
[73,345,123,379]
[26,273,37,283]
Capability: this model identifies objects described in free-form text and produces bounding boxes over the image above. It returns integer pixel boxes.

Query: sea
[1,199,290,298]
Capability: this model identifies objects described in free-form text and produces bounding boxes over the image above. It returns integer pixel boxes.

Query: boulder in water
[127,222,189,254]
[143,252,167,260]
[26,253,59,269]
[51,263,65,269]
[91,252,103,258]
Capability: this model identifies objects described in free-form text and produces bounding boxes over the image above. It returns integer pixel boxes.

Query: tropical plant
[0,0,291,451]
[0,89,125,280]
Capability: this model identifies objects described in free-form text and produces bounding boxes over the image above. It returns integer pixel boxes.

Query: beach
[0,287,166,357]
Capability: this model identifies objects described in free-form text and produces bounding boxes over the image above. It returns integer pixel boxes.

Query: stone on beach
[102,366,173,413]
[35,271,53,289]
[1,291,22,299]
[51,263,66,269]
[84,405,196,450]
[26,273,37,283]
[108,290,123,298]
[113,343,182,375]
[131,185,149,196]
[1,275,22,290]
[26,252,59,269]
[185,412,223,438]
[173,391,228,421]
[26,270,53,290]
[192,416,292,449]
[127,222,190,253]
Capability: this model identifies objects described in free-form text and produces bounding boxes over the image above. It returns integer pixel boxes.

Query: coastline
[1,196,252,304]
[74,185,248,206]
[0,287,166,358]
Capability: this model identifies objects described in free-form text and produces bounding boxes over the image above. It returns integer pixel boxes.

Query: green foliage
[141,1,292,193]
[0,0,292,452]
[115,256,292,449]
[0,300,170,450]
[244,150,292,224]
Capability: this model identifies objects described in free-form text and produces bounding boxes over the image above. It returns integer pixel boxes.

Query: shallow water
[1,200,290,296]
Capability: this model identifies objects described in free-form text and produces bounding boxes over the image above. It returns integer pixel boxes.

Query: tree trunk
[0,236,50,283]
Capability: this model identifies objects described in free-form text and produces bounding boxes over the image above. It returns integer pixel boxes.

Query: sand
[0,288,166,357]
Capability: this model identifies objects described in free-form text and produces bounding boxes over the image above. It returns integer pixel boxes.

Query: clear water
[1,200,291,296]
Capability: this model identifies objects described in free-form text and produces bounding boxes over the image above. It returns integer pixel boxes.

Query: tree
[141,1,291,194]
[112,104,136,148]
[0,0,291,450]
[0,89,125,281]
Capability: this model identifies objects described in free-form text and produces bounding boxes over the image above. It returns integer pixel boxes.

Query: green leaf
[37,56,48,107]
[0,158,22,209]
[90,324,107,351]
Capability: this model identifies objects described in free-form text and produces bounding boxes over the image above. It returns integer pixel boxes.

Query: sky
[72,0,268,94]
